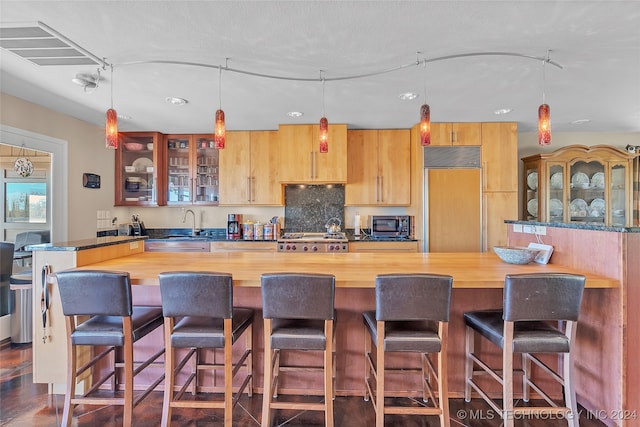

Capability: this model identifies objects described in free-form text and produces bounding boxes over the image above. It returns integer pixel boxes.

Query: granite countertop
[505,219,640,233]
[144,228,416,242]
[28,235,148,251]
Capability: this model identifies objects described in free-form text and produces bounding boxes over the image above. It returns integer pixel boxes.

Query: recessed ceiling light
[494,108,513,115]
[166,97,188,105]
[570,119,591,125]
[398,92,418,101]
[287,111,304,118]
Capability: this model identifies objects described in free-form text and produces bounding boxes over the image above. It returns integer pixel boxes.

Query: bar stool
[363,273,453,427]
[55,270,165,427]
[158,271,254,427]
[464,273,586,427]
[260,273,336,427]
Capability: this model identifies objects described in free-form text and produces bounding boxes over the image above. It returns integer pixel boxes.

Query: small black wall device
[83,173,101,188]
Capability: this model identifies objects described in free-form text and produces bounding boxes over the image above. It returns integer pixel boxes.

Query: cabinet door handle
[309,152,314,179]
[251,176,256,202]
[246,177,251,202]
[379,175,384,203]
[313,151,317,179]
[482,161,488,190]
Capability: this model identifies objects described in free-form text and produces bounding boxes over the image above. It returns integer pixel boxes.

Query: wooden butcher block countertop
[75,251,617,289]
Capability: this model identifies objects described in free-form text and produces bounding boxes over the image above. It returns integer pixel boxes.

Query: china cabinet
[115,132,162,206]
[522,145,635,226]
[278,124,347,183]
[430,122,481,146]
[345,129,411,205]
[218,130,281,205]
[164,134,219,205]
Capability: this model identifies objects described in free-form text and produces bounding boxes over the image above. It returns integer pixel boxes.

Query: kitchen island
[29,237,620,423]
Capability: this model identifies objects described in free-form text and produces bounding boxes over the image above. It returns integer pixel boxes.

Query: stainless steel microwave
[370,215,414,239]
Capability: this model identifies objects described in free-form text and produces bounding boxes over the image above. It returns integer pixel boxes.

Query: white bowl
[124,166,136,173]
[493,246,540,265]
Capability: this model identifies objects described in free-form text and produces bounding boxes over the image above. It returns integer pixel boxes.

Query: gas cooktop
[277,232,348,252]
[279,232,347,242]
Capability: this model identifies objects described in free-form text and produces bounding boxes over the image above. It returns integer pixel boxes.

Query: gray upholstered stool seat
[464,273,586,427]
[9,272,31,285]
[55,270,165,427]
[159,271,254,427]
[363,273,453,427]
[261,273,336,427]
[71,306,163,346]
[170,308,253,348]
[464,310,571,353]
[363,313,441,353]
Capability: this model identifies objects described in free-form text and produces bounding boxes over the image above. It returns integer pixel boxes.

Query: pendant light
[105,65,118,149]
[419,60,431,146]
[214,66,225,149]
[319,72,329,153]
[538,52,551,146]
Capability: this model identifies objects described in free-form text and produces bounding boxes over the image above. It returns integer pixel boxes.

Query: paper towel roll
[354,214,360,235]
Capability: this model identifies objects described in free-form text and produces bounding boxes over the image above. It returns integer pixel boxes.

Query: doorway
[0,125,68,341]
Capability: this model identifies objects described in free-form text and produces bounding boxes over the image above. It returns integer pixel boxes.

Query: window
[4,182,47,223]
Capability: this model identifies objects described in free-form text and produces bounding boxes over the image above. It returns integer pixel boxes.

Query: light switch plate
[527,242,554,264]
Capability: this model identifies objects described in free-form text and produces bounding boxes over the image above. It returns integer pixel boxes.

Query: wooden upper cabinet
[481,122,518,192]
[346,130,378,205]
[278,124,347,183]
[219,130,281,205]
[346,129,410,205]
[430,123,481,146]
[115,132,163,207]
[164,134,220,206]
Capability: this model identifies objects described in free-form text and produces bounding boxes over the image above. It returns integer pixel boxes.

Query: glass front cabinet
[165,134,219,205]
[522,145,635,227]
[115,132,162,206]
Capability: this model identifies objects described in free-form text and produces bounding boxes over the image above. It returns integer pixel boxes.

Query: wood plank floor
[0,341,607,426]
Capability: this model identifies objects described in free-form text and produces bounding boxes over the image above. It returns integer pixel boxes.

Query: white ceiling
[1,1,639,138]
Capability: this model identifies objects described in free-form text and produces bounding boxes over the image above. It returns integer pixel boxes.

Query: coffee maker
[227,214,242,240]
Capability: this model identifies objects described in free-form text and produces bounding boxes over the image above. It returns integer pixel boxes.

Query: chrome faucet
[182,209,197,236]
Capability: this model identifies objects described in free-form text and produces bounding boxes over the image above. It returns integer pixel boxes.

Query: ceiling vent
[0,21,106,67]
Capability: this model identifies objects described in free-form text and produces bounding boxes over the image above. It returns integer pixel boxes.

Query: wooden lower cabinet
[348,241,418,252]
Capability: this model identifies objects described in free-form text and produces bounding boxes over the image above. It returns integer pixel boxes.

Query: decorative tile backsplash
[284,185,345,232]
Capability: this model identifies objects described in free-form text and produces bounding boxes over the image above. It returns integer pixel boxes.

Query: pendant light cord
[321,70,326,116]
[542,49,551,104]
[218,66,222,109]
[423,57,427,102]
[110,64,114,109]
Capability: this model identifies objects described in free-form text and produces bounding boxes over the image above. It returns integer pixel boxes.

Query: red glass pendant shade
[419,104,431,146]
[214,109,225,149]
[319,117,329,153]
[105,108,118,149]
[538,103,551,146]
